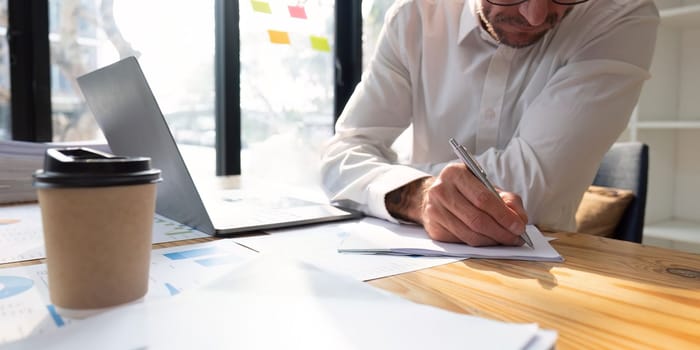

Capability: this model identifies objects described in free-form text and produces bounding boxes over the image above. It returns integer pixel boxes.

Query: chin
[498,31,548,48]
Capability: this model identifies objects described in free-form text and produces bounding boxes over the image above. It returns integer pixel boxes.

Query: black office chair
[592,142,649,243]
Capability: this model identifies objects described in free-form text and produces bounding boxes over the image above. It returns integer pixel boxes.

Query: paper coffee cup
[33,147,161,318]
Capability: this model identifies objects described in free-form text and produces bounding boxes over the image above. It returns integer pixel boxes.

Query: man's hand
[385,163,528,246]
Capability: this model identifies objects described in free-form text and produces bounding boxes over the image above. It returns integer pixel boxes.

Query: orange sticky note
[268,30,291,45]
[288,5,307,19]
[251,0,272,14]
[310,36,331,52]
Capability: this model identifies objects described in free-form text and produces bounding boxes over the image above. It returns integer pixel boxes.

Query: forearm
[384,177,433,224]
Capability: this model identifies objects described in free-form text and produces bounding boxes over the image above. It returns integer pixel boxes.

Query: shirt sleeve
[476,3,659,231]
[320,3,426,222]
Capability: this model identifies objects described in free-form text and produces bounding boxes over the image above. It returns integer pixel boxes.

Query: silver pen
[448,138,533,248]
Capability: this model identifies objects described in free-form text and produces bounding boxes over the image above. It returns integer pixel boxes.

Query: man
[321,0,658,246]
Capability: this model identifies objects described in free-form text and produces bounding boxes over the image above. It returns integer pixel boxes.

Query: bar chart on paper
[149,241,257,297]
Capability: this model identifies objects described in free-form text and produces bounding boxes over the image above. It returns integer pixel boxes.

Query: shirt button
[484,108,496,119]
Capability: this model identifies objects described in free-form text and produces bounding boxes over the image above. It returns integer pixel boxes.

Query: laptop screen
[77,57,215,234]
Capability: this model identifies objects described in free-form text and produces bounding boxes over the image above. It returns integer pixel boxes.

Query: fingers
[500,191,528,223]
[419,163,527,246]
[423,198,500,246]
[445,165,526,236]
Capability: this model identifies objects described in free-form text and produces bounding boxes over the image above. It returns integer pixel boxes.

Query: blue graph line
[46,305,65,327]
[163,247,221,260]
[194,255,242,267]
[164,283,180,296]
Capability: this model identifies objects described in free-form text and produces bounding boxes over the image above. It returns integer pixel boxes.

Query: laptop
[77,56,360,235]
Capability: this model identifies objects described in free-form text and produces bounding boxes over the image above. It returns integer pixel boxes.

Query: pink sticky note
[288,5,307,19]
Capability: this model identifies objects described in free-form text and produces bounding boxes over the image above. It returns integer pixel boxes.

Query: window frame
[7,0,52,142]
[334,0,362,122]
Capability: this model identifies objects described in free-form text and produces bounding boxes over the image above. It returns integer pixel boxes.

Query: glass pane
[239,0,335,186]
[0,1,10,141]
[362,0,395,70]
[48,0,216,170]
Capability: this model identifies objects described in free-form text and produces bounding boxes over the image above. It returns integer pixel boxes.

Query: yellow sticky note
[251,0,272,14]
[268,30,291,45]
[310,36,331,52]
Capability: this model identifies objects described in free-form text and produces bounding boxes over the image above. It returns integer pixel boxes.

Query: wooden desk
[2,216,699,348]
[369,232,700,349]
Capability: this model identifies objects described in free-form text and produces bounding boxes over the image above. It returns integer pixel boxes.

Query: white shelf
[635,120,700,129]
[643,219,700,254]
[660,4,700,29]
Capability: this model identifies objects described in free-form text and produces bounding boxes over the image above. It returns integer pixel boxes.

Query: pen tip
[521,235,534,249]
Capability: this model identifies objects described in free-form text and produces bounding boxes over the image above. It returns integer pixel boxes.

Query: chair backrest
[592,142,649,243]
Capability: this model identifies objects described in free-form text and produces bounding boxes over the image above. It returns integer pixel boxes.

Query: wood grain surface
[368,232,700,349]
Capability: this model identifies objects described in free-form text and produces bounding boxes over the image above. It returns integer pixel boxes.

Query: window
[239,0,335,186]
[6,1,362,178]
[0,1,10,141]
[48,0,216,150]
[362,0,394,70]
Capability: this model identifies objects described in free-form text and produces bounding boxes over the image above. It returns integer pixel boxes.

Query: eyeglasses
[485,0,590,6]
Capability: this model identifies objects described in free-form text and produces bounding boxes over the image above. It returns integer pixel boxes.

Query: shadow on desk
[460,259,558,290]
[460,231,700,291]
[549,232,700,288]
[452,230,700,291]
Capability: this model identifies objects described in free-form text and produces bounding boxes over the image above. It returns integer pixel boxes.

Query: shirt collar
[459,0,499,46]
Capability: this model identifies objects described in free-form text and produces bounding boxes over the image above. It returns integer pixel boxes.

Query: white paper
[0,203,210,264]
[339,218,564,262]
[1,257,556,350]
[0,239,256,345]
[233,221,461,281]
[0,204,45,263]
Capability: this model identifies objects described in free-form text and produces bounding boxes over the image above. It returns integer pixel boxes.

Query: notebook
[338,218,564,262]
[76,56,359,235]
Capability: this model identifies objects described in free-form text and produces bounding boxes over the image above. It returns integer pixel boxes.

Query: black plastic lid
[33,147,162,188]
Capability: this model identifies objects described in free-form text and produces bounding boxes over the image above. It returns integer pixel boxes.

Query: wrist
[384,177,433,224]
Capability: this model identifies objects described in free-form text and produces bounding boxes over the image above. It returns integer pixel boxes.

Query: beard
[479,6,572,48]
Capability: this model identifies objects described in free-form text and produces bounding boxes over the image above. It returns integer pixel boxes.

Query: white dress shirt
[321,0,659,231]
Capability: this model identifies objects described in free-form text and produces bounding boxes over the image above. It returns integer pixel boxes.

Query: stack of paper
[0,145,44,204]
[0,140,110,204]
[338,218,564,262]
[1,256,557,349]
